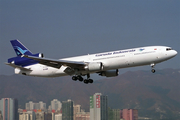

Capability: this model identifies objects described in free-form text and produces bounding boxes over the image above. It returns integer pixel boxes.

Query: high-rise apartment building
[35,101,46,110]
[0,111,3,120]
[0,98,18,120]
[25,101,46,110]
[35,111,45,120]
[73,105,81,114]
[75,111,90,120]
[39,101,46,110]
[112,109,120,120]
[26,101,35,110]
[19,110,35,120]
[120,109,138,120]
[55,114,62,120]
[62,99,73,120]
[108,108,120,120]
[73,104,90,120]
[90,93,108,120]
[51,99,62,111]
[73,104,81,120]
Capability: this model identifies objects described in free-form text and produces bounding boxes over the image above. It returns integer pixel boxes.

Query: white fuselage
[18,46,177,77]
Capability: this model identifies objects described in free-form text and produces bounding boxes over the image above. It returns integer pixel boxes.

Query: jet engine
[85,62,103,71]
[38,53,44,58]
[99,69,119,77]
[15,68,28,75]
[33,53,44,58]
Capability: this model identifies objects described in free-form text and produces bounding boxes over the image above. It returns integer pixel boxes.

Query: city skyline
[0,68,180,119]
[0,94,138,120]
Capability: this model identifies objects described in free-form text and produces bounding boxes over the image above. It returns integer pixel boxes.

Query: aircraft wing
[22,55,86,69]
[5,63,32,71]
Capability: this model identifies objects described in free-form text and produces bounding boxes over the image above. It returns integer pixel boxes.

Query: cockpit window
[166,48,172,51]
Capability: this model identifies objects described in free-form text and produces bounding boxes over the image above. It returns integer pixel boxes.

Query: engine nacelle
[33,53,44,58]
[15,68,27,75]
[85,62,103,71]
[38,53,44,58]
[99,69,119,77]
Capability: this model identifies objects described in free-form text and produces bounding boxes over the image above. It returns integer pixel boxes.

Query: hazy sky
[1,0,180,75]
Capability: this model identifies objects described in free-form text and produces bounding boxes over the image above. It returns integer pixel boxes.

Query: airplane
[6,39,177,84]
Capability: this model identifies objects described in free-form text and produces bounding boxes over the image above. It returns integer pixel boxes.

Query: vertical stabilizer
[10,39,33,56]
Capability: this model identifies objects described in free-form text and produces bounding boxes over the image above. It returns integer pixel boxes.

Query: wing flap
[22,55,86,69]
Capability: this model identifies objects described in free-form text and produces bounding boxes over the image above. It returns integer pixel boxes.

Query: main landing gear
[72,74,93,84]
[151,63,156,73]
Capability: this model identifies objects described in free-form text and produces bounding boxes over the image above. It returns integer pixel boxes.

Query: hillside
[0,68,180,119]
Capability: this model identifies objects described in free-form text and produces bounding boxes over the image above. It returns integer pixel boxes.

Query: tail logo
[14,46,28,55]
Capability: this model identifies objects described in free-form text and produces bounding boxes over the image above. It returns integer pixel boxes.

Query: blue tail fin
[10,40,33,56]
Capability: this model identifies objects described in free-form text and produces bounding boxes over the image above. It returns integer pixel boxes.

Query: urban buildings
[120,109,138,120]
[26,101,34,111]
[90,93,108,120]
[73,104,89,120]
[0,111,3,120]
[55,114,62,120]
[0,98,18,120]
[62,99,73,120]
[19,110,35,120]
[73,104,81,120]
[19,109,48,120]
[38,101,46,110]
[50,99,62,111]
[26,101,46,110]
[108,108,138,120]
[35,110,45,120]
[108,108,121,120]
[74,111,90,120]
[113,109,121,120]
[0,93,138,120]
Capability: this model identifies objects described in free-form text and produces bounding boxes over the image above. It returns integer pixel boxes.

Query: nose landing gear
[151,63,156,73]
[151,69,156,73]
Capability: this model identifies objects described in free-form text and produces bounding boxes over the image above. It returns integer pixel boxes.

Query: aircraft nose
[171,50,178,57]
[174,50,178,56]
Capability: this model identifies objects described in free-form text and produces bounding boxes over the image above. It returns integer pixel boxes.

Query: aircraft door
[156,47,163,61]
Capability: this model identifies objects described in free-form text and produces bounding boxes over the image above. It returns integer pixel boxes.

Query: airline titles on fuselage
[95,49,136,57]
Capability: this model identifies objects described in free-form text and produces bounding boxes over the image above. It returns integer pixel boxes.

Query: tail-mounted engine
[99,69,119,77]
[38,53,44,58]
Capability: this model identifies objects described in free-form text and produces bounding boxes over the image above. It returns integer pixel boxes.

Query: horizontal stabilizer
[5,63,32,71]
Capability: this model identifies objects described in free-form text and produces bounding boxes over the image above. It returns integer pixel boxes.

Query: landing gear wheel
[84,79,89,84]
[89,79,93,83]
[72,76,77,81]
[151,69,156,73]
[150,63,156,73]
[77,76,83,82]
